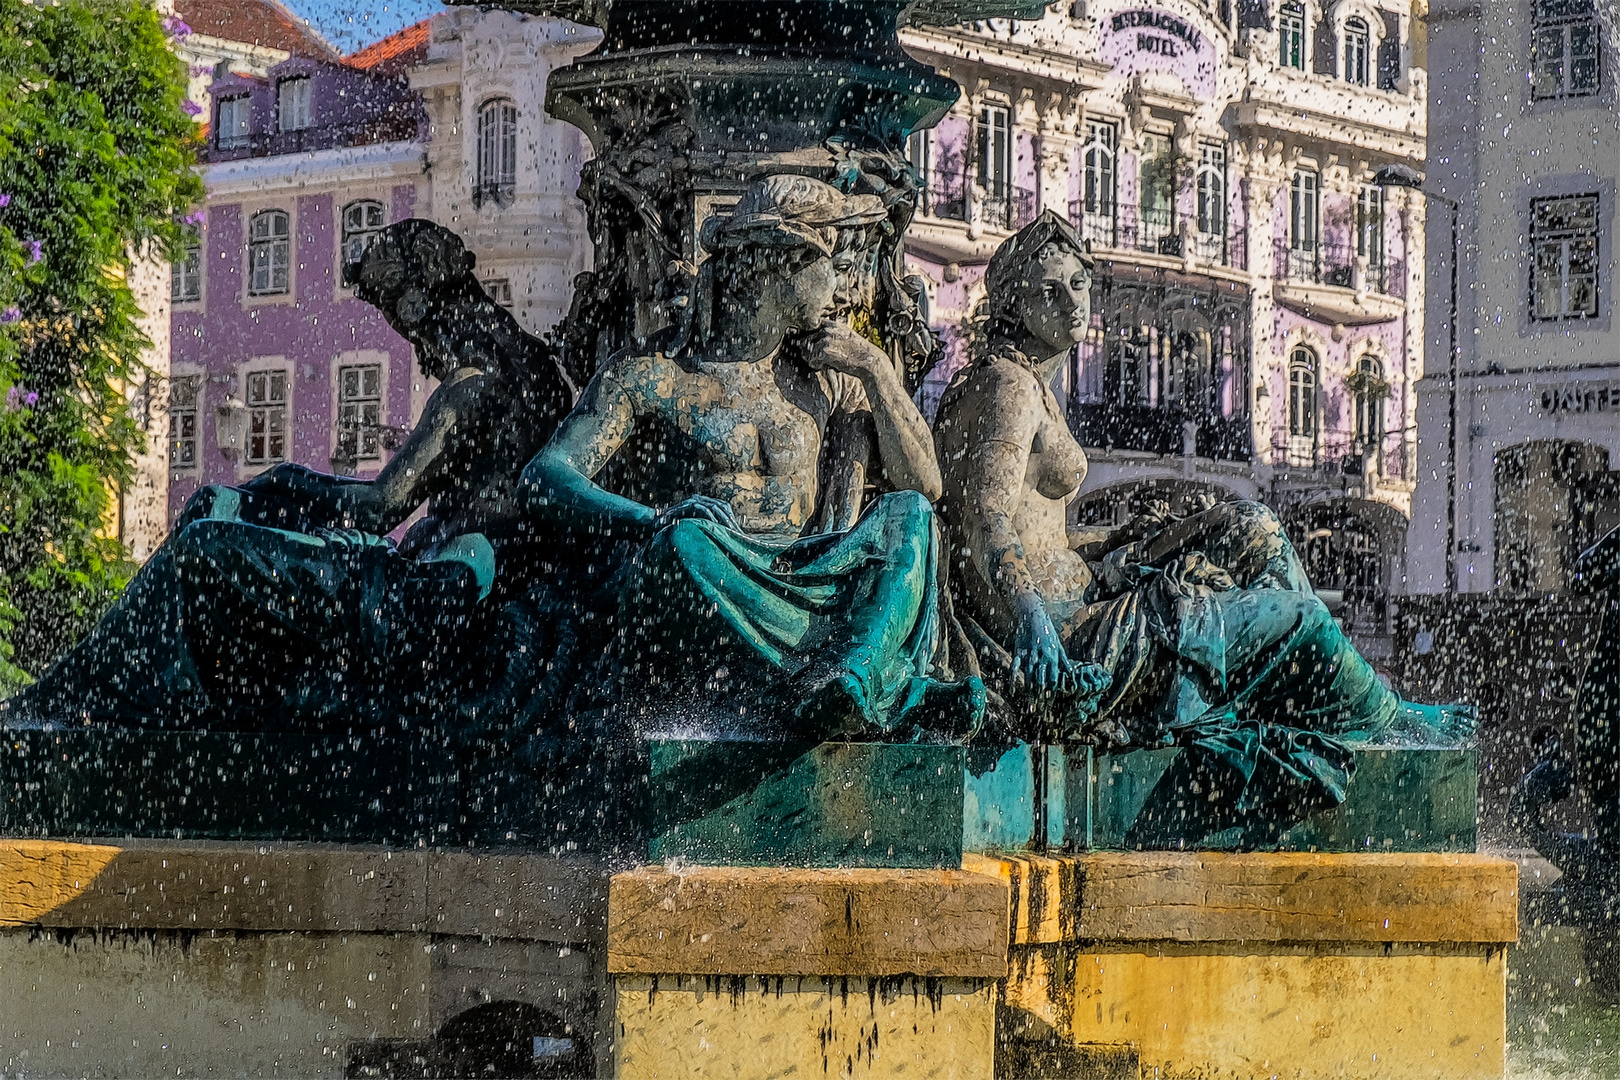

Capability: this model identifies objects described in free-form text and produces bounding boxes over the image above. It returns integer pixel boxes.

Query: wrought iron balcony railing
[915,168,1037,232]
[1068,201,1248,270]
[1274,238,1406,299]
[1270,429,1408,480]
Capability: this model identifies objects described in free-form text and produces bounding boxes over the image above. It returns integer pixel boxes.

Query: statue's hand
[1010,596,1075,694]
[801,322,886,379]
[652,495,742,534]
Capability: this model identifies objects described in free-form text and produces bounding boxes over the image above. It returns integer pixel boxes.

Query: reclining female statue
[933,212,1474,815]
[521,173,981,741]
[3,221,575,730]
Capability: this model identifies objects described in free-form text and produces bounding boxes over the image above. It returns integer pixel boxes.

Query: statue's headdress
[680,175,888,353]
[700,174,887,257]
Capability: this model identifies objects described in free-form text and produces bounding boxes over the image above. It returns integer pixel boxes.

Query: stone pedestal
[647,740,965,868]
[975,850,1518,1079]
[1071,745,1479,852]
[606,864,1006,1079]
[0,839,610,1077]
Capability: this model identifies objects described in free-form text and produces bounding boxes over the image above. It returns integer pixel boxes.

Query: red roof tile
[345,18,431,76]
[175,0,340,60]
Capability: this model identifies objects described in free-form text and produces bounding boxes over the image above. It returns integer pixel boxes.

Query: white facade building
[409,9,602,336]
[1412,0,1620,596]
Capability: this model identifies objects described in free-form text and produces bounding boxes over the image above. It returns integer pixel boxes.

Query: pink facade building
[167,25,429,522]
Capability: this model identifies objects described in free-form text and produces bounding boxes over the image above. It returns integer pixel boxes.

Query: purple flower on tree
[0,306,19,324]
[181,99,203,117]
[184,209,206,226]
[0,194,10,208]
[25,240,42,264]
[161,15,192,36]
[6,386,37,410]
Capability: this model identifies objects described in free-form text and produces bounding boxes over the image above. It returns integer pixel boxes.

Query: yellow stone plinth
[973,851,1519,1080]
[606,865,1009,1079]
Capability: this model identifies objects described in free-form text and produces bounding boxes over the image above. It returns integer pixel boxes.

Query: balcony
[1272,238,1405,325]
[1069,202,1248,271]
[914,168,1036,232]
[907,167,1038,261]
[1070,402,1253,462]
[1270,430,1408,482]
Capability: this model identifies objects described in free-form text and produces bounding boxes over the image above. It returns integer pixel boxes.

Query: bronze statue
[521,174,980,740]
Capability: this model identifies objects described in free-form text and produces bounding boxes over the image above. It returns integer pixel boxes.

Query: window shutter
[1377,11,1402,89]
[1312,15,1337,74]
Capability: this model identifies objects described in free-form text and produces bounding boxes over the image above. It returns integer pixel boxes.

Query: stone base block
[1073,745,1478,851]
[646,740,965,867]
[0,839,609,1078]
[612,975,994,1079]
[606,864,1008,1078]
[976,850,1517,1080]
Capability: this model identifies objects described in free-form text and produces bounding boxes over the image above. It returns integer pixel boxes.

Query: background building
[899,0,1430,658]
[166,27,427,520]
[163,5,598,526]
[1413,0,1620,598]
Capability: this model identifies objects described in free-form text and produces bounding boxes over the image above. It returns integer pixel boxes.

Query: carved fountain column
[449,0,1041,389]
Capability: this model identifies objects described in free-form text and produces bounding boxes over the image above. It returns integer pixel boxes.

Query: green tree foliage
[0,0,202,692]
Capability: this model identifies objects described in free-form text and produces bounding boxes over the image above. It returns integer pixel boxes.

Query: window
[1344,17,1371,85]
[168,375,201,470]
[1287,346,1319,466]
[244,368,288,465]
[1196,143,1226,237]
[1287,169,1319,280]
[341,200,386,274]
[1352,354,1386,463]
[278,76,311,132]
[1279,2,1306,69]
[336,363,383,463]
[483,278,513,308]
[1139,133,1175,248]
[905,128,931,183]
[975,102,1012,200]
[216,95,250,150]
[248,210,291,295]
[1533,0,1600,99]
[1082,119,1117,247]
[172,241,202,303]
[1531,193,1600,320]
[476,98,518,206]
[1357,185,1385,287]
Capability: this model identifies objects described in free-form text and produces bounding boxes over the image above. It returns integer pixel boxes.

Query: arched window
[248,209,291,296]
[1344,17,1372,85]
[1352,353,1386,467]
[1287,346,1318,466]
[476,98,518,207]
[342,200,386,273]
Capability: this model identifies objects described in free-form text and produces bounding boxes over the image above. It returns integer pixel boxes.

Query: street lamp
[1375,163,1461,594]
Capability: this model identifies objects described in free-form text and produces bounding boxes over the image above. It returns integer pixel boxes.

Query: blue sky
[280,0,447,54]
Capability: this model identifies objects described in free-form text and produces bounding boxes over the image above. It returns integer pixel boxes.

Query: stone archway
[1495,439,1620,594]
[1280,496,1408,654]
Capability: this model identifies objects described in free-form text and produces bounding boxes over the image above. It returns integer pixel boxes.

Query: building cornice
[201,140,427,199]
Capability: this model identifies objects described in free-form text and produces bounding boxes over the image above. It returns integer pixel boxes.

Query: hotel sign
[1099,7,1218,98]
[1536,382,1620,414]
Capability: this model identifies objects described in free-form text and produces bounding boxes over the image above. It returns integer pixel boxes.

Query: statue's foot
[1390,698,1477,745]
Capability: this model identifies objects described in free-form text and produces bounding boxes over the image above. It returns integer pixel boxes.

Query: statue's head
[349,219,481,381]
[698,175,887,338]
[983,211,1094,356]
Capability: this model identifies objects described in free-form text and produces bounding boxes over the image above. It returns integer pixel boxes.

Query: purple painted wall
[169,56,424,525]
